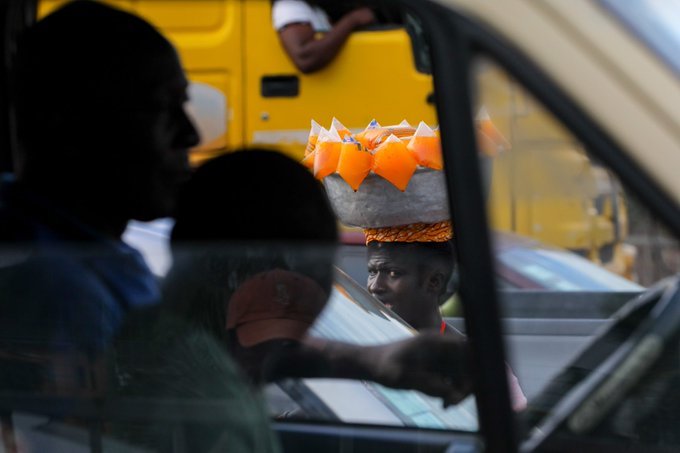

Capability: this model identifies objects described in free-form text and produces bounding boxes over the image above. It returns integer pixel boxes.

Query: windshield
[600,0,680,76]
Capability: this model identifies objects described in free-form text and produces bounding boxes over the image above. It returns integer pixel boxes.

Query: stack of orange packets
[304,118,443,192]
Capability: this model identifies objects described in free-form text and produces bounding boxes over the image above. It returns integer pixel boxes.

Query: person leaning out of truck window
[272,0,376,74]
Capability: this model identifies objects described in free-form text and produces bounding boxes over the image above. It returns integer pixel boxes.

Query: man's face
[107,52,200,221]
[367,244,440,330]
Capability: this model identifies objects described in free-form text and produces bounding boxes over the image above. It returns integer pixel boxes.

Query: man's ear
[427,269,458,306]
[425,270,447,297]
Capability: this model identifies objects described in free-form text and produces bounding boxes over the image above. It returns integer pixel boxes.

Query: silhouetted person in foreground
[0,0,198,400]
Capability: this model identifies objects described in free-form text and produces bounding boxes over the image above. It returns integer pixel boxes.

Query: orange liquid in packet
[301,150,316,169]
[305,134,318,157]
[373,135,417,191]
[337,140,373,191]
[338,129,353,140]
[305,119,322,156]
[331,117,352,140]
[314,141,341,180]
[355,119,381,149]
[476,107,510,156]
[359,126,415,150]
[408,135,443,170]
[371,127,415,149]
[476,130,497,157]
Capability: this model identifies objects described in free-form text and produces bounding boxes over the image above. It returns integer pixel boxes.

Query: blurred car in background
[335,230,642,293]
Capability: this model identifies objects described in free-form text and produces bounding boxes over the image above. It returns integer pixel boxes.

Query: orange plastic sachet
[370,127,416,149]
[337,138,373,191]
[476,107,510,156]
[331,117,352,140]
[314,142,341,179]
[408,122,443,170]
[373,134,417,191]
[409,136,442,170]
[305,135,318,156]
[355,119,381,149]
[313,127,342,180]
[476,130,497,157]
[301,151,315,169]
[305,119,322,156]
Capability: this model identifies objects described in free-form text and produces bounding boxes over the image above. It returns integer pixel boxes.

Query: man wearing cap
[226,268,329,385]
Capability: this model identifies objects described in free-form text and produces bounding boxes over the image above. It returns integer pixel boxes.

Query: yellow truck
[39,0,436,163]
[38,0,633,277]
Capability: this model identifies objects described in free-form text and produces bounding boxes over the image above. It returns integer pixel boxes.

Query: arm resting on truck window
[277,8,376,74]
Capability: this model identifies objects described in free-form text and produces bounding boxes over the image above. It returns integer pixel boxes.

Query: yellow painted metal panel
[242,1,436,159]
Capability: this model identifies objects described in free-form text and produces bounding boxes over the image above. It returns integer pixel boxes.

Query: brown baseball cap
[226,268,328,347]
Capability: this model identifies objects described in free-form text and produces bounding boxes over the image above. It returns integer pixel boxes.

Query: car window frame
[405,2,518,450]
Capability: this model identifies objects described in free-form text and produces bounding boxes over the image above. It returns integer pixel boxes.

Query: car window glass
[472,55,680,448]
[3,1,480,450]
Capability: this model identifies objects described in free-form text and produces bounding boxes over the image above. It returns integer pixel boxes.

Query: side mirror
[185,82,227,162]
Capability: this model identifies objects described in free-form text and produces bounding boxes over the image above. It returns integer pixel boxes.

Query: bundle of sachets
[303,118,442,193]
[303,114,509,233]
[302,118,449,229]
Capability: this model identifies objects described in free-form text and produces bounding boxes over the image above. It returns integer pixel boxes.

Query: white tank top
[272,0,332,33]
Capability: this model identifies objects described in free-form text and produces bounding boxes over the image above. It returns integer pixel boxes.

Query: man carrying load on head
[318,119,526,410]
[364,222,527,411]
[365,222,456,332]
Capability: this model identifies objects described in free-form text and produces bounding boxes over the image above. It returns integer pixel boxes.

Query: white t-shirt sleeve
[272,0,331,32]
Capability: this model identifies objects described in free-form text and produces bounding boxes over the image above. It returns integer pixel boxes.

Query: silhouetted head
[165,149,338,341]
[172,149,338,244]
[367,241,455,330]
[14,1,199,225]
